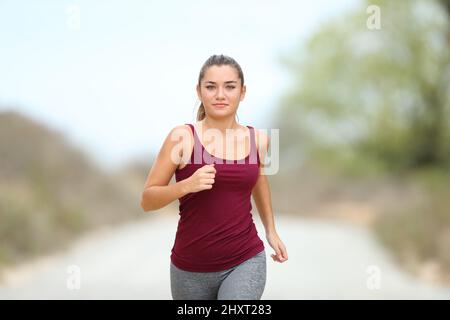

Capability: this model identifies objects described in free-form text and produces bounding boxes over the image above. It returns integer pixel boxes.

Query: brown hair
[196,54,245,121]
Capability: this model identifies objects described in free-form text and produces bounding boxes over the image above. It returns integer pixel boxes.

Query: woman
[141,54,288,300]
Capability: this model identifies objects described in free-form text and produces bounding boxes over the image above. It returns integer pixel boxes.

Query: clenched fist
[184,164,216,193]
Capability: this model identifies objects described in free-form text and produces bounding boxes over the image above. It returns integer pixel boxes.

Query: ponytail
[196,102,206,121]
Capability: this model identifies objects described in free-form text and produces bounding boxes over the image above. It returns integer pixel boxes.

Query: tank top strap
[246,125,260,165]
[185,123,204,164]
[185,123,195,142]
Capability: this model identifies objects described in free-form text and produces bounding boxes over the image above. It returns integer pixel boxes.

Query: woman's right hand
[184,164,216,193]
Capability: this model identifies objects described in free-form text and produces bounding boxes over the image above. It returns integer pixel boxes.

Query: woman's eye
[205,86,235,89]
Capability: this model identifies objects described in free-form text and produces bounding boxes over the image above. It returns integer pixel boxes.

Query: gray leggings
[170,250,266,300]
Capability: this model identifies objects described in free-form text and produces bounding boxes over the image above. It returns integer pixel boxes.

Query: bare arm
[140,125,190,212]
[251,130,276,235]
[141,181,190,212]
[252,129,288,262]
[140,125,216,212]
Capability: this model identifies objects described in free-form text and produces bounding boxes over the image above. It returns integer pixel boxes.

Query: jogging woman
[141,54,288,300]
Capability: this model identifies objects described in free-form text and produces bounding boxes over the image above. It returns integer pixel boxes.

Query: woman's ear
[196,84,202,100]
[240,85,246,101]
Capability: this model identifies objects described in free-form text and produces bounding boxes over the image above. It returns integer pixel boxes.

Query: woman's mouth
[213,104,228,108]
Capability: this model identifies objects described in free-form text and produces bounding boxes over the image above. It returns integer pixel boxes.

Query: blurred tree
[276,0,450,175]
[442,0,450,17]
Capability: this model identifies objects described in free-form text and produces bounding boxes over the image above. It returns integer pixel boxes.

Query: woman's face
[197,65,246,119]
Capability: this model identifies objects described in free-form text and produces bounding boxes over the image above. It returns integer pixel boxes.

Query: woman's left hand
[266,232,288,263]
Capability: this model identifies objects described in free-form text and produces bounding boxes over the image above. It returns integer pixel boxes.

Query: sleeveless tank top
[170,123,265,272]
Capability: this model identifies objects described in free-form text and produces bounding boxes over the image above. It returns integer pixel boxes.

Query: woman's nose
[216,87,225,98]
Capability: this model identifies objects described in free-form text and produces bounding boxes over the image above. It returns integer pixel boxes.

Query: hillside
[0,110,146,269]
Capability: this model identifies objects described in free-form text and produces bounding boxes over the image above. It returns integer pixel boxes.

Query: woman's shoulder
[169,123,193,136]
[164,124,194,161]
[172,123,192,130]
[250,126,270,153]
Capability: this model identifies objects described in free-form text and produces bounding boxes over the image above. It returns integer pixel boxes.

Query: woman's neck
[201,117,239,135]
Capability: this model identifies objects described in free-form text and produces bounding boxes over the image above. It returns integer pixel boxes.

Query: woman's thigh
[217,250,267,300]
[170,262,223,300]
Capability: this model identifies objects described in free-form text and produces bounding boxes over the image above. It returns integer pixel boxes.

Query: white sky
[0,0,359,170]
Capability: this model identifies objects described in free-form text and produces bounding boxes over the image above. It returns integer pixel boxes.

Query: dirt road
[1,210,450,299]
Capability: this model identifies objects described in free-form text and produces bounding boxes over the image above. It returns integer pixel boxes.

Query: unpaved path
[1,210,449,299]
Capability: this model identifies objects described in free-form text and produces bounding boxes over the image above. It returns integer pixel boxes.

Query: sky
[0,0,360,171]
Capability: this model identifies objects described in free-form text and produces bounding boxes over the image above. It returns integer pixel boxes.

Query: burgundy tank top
[170,123,265,272]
